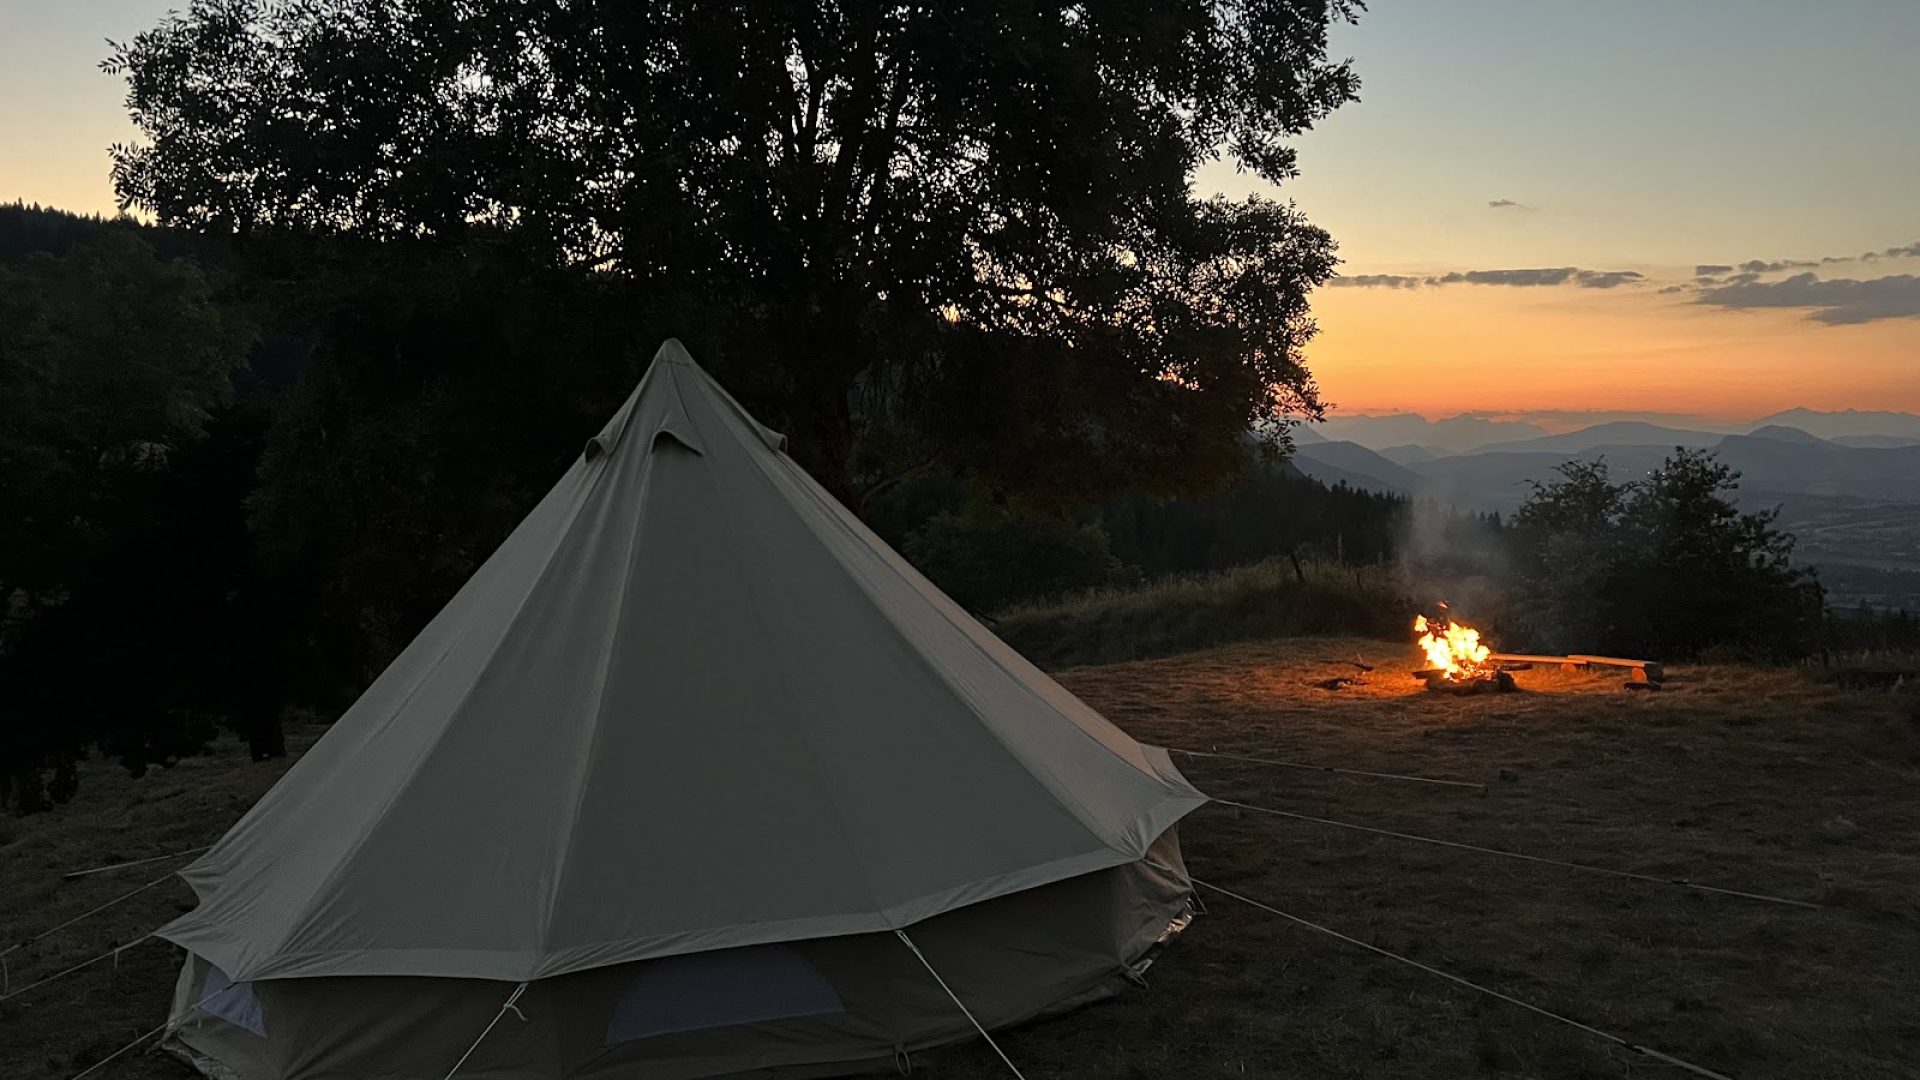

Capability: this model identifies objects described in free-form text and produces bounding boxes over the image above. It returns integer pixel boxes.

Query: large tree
[108,0,1360,505]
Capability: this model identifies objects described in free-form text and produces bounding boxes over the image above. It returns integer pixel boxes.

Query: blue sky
[1210,0,1920,271]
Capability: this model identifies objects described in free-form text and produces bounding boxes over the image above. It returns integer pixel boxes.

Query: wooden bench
[1488,652,1588,672]
[1567,654,1664,683]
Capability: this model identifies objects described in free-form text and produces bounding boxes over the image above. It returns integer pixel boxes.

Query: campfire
[1412,606,1515,693]
[1410,603,1666,693]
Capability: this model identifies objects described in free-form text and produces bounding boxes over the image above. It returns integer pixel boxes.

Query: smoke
[1397,495,1516,640]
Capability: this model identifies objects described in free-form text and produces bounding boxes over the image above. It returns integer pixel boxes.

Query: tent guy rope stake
[1212,797,1821,909]
[895,929,1030,1080]
[1192,876,1739,1080]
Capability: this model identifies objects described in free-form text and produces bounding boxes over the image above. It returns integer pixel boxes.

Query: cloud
[1330,267,1645,290]
[1487,198,1530,210]
[1432,268,1643,288]
[1432,268,1576,286]
[1693,272,1920,325]
[1333,242,1920,323]
[1859,241,1920,262]
[1703,242,1920,271]
[1327,273,1425,289]
[1572,270,1645,289]
[1738,258,1818,273]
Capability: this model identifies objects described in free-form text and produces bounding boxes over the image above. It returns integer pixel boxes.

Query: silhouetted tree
[1508,450,1825,660]
[0,229,250,612]
[0,226,259,804]
[107,0,1362,505]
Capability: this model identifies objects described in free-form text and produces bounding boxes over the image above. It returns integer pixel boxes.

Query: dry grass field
[3,636,1917,1079]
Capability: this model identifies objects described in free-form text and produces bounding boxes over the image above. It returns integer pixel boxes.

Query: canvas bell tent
[159,339,1208,1079]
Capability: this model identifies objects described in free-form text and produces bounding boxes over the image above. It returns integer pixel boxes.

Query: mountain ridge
[1303,408,1920,454]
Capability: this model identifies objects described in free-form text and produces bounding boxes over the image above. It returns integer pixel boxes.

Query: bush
[1507,450,1824,661]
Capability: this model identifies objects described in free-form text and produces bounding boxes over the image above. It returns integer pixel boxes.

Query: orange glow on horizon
[1302,283,1920,421]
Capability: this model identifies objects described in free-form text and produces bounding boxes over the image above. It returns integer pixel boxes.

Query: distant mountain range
[1751,408,1920,442]
[1287,416,1920,607]
[1311,414,1549,453]
[1303,408,1920,457]
[1473,421,1724,455]
[1291,426,1920,511]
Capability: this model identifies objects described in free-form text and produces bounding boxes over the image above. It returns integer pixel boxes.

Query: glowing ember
[1414,610,1493,682]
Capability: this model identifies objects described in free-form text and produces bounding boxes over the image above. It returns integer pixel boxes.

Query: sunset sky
[4,1,1916,421]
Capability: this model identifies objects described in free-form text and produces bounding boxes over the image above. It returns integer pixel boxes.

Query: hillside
[4,638,1915,1079]
[1473,421,1723,455]
[1305,409,1920,456]
[1289,440,1424,493]
[1745,424,1833,446]
[1399,440,1920,512]
[1754,408,1920,442]
[1313,414,1549,453]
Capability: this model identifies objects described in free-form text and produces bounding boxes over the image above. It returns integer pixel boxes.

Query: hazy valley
[1293,409,1920,609]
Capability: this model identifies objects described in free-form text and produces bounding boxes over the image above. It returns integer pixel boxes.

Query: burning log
[1421,669,1517,695]
[1412,607,1512,692]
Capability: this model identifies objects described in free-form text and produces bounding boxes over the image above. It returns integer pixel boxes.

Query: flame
[1414,611,1492,681]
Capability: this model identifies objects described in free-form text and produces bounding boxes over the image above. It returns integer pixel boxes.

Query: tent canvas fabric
[167,832,1193,1079]
[162,339,1206,1077]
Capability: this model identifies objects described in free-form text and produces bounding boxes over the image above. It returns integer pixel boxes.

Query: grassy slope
[994,560,1411,668]
[0,732,310,1079]
[4,641,1918,1079]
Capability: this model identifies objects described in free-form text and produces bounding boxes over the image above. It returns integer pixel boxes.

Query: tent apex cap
[654,338,697,367]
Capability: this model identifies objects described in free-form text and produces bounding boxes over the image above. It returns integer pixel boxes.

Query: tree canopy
[1507,450,1826,660]
[0,228,251,608]
[107,0,1362,503]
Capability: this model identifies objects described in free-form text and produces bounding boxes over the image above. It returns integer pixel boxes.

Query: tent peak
[654,337,697,367]
[645,339,789,454]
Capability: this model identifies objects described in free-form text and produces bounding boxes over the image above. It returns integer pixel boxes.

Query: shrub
[1507,450,1824,661]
